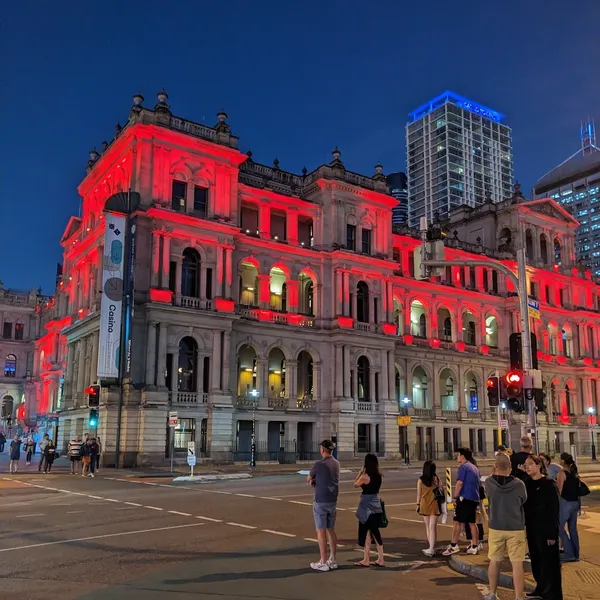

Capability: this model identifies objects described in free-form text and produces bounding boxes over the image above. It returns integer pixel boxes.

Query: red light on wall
[553,264,559,271]
[455,341,466,352]
[17,404,25,420]
[429,338,440,349]
[214,298,235,313]
[557,355,567,365]
[381,323,397,336]
[258,310,272,322]
[337,316,354,329]
[403,334,414,345]
[480,345,489,355]
[149,288,173,304]
[584,357,593,366]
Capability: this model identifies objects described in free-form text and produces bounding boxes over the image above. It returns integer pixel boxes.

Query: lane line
[195,515,223,523]
[15,513,45,518]
[304,537,319,543]
[0,523,205,553]
[260,496,283,501]
[289,500,312,506]
[144,506,164,511]
[66,511,85,514]
[390,515,453,528]
[235,493,256,498]
[262,529,296,537]
[124,502,142,507]
[168,511,192,517]
[226,522,257,529]
[114,507,136,510]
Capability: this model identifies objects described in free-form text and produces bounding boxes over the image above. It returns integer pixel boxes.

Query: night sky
[3,0,600,293]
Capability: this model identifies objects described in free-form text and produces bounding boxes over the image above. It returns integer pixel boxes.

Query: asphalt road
[1,467,599,600]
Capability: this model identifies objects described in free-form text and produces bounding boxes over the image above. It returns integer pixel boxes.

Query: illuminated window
[193,186,208,217]
[171,180,186,211]
[4,355,16,377]
[2,322,12,339]
[177,337,198,392]
[14,323,24,341]
[346,224,356,251]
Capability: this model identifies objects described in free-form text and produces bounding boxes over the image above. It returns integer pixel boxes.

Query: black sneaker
[526,593,542,599]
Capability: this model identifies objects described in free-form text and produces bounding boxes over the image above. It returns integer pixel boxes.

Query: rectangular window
[4,356,16,377]
[530,282,537,299]
[559,288,565,306]
[373,298,379,324]
[206,268,213,300]
[483,269,489,292]
[168,261,177,293]
[171,180,186,211]
[14,323,24,341]
[2,322,12,339]
[203,357,210,393]
[361,229,372,254]
[173,418,196,451]
[392,248,400,262]
[492,271,498,293]
[545,285,552,305]
[346,225,356,251]
[193,186,208,216]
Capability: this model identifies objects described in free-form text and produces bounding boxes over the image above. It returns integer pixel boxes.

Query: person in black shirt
[510,435,533,481]
[524,455,562,600]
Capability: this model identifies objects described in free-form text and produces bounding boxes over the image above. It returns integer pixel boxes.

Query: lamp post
[401,397,411,465]
[250,389,259,469]
[588,406,597,462]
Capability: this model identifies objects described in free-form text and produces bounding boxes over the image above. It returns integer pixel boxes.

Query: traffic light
[534,388,546,413]
[486,376,500,407]
[509,332,539,370]
[85,385,100,408]
[88,409,98,428]
[505,370,524,412]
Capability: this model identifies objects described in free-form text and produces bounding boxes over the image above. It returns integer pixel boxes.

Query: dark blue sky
[3,1,600,293]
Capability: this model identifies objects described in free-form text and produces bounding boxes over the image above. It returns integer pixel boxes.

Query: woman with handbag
[353,453,385,567]
[417,460,443,556]
[557,452,581,562]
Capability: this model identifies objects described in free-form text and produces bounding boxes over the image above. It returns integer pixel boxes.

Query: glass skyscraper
[534,122,600,274]
[406,91,513,227]
[387,171,408,224]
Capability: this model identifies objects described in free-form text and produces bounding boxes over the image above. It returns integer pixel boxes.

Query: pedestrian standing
[38,434,50,472]
[24,434,35,465]
[354,453,384,567]
[442,448,481,556]
[87,438,99,477]
[307,439,340,572]
[417,460,443,557]
[81,439,91,477]
[510,435,533,481]
[43,439,56,473]
[9,434,21,474]
[96,436,102,471]
[68,435,83,475]
[524,455,562,600]
[0,431,6,453]
[483,453,527,600]
[540,453,561,481]
[557,452,580,562]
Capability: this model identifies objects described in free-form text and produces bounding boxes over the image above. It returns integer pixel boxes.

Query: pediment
[522,198,578,227]
[60,217,82,243]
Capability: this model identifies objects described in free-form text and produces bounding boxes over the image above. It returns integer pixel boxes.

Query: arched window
[356,281,369,323]
[1,395,14,418]
[565,384,571,415]
[177,337,198,392]
[419,314,427,338]
[554,239,562,265]
[439,368,455,410]
[412,366,428,408]
[525,229,534,260]
[540,235,548,264]
[4,354,16,378]
[443,317,452,340]
[357,356,370,401]
[465,373,479,412]
[181,249,200,298]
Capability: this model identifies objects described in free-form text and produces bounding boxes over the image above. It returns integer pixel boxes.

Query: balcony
[441,410,460,420]
[169,392,208,406]
[354,322,373,333]
[180,296,213,311]
[238,306,314,327]
[354,401,380,413]
[414,408,433,419]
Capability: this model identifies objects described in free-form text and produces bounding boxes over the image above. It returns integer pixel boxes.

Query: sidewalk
[450,514,600,600]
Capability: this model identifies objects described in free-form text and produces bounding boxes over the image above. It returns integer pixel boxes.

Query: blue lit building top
[407,90,506,124]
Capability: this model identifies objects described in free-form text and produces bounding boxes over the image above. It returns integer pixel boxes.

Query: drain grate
[576,569,600,585]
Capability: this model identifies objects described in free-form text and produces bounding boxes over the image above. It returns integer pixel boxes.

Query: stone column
[200,265,207,301]
[257,358,268,398]
[257,274,270,308]
[215,246,223,297]
[342,272,350,316]
[313,284,321,320]
[335,270,343,315]
[313,362,321,402]
[145,321,157,387]
[595,379,600,414]
[381,351,389,401]
[196,355,204,395]
[151,231,161,288]
[343,345,351,398]
[221,331,231,392]
[90,332,99,385]
[225,248,233,298]
[161,236,170,289]
[77,338,87,396]
[174,257,183,305]
[584,378,593,411]
[211,331,222,392]
[287,211,298,244]
[259,205,271,239]
[401,250,410,276]
[170,351,178,395]
[287,360,297,400]
[157,323,168,387]
[351,285,357,320]
[387,280,394,322]
[286,280,300,313]
[65,343,75,401]
[369,369,376,403]
[578,323,586,358]
[335,345,343,398]
[388,351,396,402]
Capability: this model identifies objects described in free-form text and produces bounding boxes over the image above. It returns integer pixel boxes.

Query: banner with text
[97,213,127,379]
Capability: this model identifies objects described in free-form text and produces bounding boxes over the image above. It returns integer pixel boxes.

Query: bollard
[445,467,453,509]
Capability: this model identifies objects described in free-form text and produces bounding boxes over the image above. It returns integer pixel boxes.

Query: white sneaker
[442,544,460,556]
[466,545,479,555]
[422,549,435,557]
[310,561,330,572]
[327,558,338,570]
[483,594,497,600]
[477,543,484,552]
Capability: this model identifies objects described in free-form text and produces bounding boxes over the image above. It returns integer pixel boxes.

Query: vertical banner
[97,213,127,379]
[123,215,137,379]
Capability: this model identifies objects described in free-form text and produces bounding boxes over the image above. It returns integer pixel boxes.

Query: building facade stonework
[34,92,600,467]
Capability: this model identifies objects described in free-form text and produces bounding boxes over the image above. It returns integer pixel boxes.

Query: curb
[449,555,535,592]
[172,473,252,483]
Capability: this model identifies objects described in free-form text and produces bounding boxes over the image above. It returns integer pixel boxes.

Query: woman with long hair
[417,460,442,556]
[354,453,384,567]
[524,454,562,600]
[557,452,580,562]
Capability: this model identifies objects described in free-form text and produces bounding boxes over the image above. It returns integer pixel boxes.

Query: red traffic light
[506,371,522,385]
[486,377,498,388]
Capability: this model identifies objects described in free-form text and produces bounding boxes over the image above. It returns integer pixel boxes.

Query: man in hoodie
[483,452,528,600]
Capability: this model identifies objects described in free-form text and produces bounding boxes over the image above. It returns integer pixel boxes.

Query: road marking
[227,522,257,529]
[212,491,232,495]
[169,511,192,517]
[385,502,418,507]
[49,503,71,506]
[195,515,223,523]
[260,496,282,501]
[274,487,416,498]
[144,506,164,511]
[304,537,319,543]
[289,500,312,506]
[235,493,256,498]
[0,523,205,553]
[262,529,295,537]
[114,507,136,510]
[390,515,453,528]
[124,502,142,507]
[66,511,85,514]
[15,513,45,518]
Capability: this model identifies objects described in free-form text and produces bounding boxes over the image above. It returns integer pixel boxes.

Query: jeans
[559,498,580,560]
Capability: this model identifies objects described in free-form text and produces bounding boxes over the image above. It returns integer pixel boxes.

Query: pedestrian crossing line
[262,529,296,537]
[195,515,223,522]
[124,502,143,507]
[168,510,193,517]
[390,515,453,529]
[235,493,256,498]
[289,500,312,506]
[15,513,45,518]
[304,537,319,543]
[226,522,257,529]
[144,506,164,511]
[260,496,283,501]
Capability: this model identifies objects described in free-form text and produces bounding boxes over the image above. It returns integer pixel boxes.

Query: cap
[320,439,334,452]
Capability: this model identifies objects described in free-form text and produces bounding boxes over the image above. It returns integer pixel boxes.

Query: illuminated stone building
[35,92,600,466]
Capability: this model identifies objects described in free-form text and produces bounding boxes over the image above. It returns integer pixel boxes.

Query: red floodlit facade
[35,91,600,466]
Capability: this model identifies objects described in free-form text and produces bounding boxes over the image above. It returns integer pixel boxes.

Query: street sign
[500,419,509,429]
[187,442,195,456]
[187,455,197,467]
[168,411,178,428]
[527,298,540,320]
[397,416,412,426]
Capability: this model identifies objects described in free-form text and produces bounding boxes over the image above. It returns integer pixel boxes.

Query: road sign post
[187,441,196,477]
[169,412,178,473]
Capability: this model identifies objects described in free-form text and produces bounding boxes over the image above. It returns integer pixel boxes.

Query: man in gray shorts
[307,439,340,571]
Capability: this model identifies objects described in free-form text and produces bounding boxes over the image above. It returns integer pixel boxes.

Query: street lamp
[250,389,259,469]
[587,406,597,462]
[401,397,411,465]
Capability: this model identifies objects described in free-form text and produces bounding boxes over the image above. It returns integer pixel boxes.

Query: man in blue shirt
[443,448,481,556]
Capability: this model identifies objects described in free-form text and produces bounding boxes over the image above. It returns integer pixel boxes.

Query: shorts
[313,502,337,530]
[454,498,478,524]
[488,528,527,562]
[70,456,81,462]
